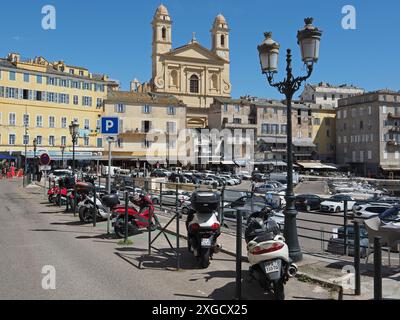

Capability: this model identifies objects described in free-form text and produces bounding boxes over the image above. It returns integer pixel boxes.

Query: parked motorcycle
[245,206,298,300]
[112,193,158,238]
[187,191,222,269]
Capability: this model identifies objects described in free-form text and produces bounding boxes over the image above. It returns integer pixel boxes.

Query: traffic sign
[101,117,119,135]
[39,153,51,166]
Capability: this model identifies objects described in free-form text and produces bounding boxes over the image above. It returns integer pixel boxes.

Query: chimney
[130,78,140,92]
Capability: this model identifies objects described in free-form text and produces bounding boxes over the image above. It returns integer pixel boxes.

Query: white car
[320,195,356,213]
[220,175,237,186]
[48,169,72,182]
[352,202,393,221]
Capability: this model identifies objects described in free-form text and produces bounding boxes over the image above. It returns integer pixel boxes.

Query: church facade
[150,4,232,128]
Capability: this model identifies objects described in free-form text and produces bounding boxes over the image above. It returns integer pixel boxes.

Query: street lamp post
[60,144,66,169]
[257,18,322,262]
[69,120,80,176]
[33,138,37,181]
[69,121,80,215]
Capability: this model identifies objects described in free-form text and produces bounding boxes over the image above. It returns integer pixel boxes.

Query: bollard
[73,185,77,217]
[160,182,163,211]
[235,209,242,300]
[124,191,129,243]
[93,188,97,227]
[175,178,180,270]
[374,237,383,300]
[148,202,153,256]
[219,187,225,226]
[344,200,348,256]
[353,221,361,296]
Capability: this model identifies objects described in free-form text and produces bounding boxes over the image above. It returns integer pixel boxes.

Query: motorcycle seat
[252,232,276,244]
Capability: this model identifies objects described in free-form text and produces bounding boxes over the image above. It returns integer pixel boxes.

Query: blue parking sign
[101,117,119,135]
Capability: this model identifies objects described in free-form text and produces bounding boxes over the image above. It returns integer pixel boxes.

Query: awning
[381,165,400,171]
[259,137,287,144]
[293,139,316,148]
[297,162,338,170]
[251,160,287,166]
[0,154,17,160]
[221,160,235,165]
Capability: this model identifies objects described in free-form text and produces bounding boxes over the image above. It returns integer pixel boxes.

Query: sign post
[39,153,52,198]
[101,117,119,234]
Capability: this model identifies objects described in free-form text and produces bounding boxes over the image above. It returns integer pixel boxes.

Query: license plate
[264,261,280,274]
[201,238,212,247]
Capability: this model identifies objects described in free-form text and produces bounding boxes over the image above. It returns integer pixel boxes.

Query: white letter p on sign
[106,120,114,132]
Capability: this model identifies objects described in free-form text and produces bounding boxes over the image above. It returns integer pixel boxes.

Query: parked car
[48,169,73,182]
[327,225,369,257]
[150,169,168,178]
[219,175,236,186]
[236,171,252,180]
[320,194,357,213]
[252,172,267,183]
[151,190,191,206]
[295,194,322,212]
[168,173,191,184]
[254,183,282,194]
[352,202,393,221]
[222,195,267,225]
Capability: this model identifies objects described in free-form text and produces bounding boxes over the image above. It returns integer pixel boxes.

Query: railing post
[235,208,242,300]
[148,198,152,256]
[124,191,129,243]
[160,182,163,211]
[219,187,225,226]
[93,187,97,227]
[344,200,348,255]
[175,178,180,270]
[353,221,361,296]
[374,236,382,300]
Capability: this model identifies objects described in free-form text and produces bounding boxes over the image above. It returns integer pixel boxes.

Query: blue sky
[0,0,399,99]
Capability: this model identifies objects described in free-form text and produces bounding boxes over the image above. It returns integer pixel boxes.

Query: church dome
[213,14,228,28]
[155,4,169,16]
[215,14,226,24]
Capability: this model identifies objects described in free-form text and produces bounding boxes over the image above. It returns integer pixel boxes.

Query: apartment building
[336,90,400,177]
[0,53,117,164]
[300,82,364,108]
[103,91,187,168]
[208,97,257,170]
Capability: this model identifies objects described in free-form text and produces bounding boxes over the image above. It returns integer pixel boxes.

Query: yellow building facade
[310,104,336,162]
[104,91,187,167]
[0,53,117,164]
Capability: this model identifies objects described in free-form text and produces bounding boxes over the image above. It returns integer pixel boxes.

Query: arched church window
[171,70,178,87]
[162,27,166,40]
[190,75,199,93]
[221,35,225,47]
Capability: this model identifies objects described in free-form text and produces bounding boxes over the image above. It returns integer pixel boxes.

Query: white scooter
[78,193,112,223]
[187,191,222,268]
[245,207,298,300]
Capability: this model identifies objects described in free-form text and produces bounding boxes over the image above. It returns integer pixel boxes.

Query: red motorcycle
[111,193,159,238]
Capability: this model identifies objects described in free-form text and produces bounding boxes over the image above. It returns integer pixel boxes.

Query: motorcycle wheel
[199,248,211,269]
[79,207,92,223]
[48,195,53,203]
[273,279,285,300]
[114,217,139,238]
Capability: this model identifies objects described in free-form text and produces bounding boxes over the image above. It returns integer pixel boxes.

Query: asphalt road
[0,179,333,300]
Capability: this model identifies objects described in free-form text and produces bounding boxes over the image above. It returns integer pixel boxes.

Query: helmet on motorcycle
[132,192,141,203]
